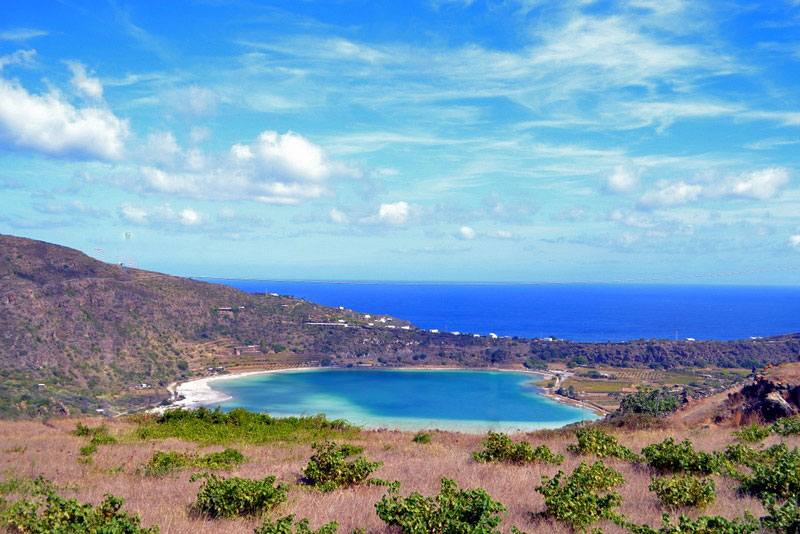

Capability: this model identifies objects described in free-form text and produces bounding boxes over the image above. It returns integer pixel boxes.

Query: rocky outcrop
[717,375,800,425]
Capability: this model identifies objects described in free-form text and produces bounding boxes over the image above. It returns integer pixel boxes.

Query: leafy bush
[649,475,715,509]
[375,478,506,534]
[195,448,245,470]
[190,472,287,518]
[567,428,639,461]
[136,407,356,445]
[618,388,682,417]
[761,496,800,534]
[73,422,117,444]
[641,438,720,475]
[630,512,759,534]
[412,432,431,444]
[3,478,158,533]
[733,424,771,443]
[772,417,800,436]
[302,442,383,492]
[472,432,563,465]
[740,445,800,500]
[535,461,626,533]
[144,448,245,477]
[254,515,339,534]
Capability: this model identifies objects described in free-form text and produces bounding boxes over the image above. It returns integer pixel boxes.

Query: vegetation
[375,478,506,534]
[772,417,800,436]
[135,407,356,445]
[472,432,563,465]
[648,475,716,509]
[739,445,800,500]
[254,515,339,534]
[2,478,158,533]
[190,472,288,518]
[618,388,682,417]
[143,448,244,476]
[567,428,640,461]
[535,461,626,532]
[733,423,771,443]
[641,438,720,475]
[630,513,759,534]
[412,432,431,444]
[302,442,384,492]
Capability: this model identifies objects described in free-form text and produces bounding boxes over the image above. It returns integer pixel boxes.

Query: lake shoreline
[155,365,607,424]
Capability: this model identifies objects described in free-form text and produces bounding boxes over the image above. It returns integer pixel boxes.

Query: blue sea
[204,280,800,342]
[210,368,598,432]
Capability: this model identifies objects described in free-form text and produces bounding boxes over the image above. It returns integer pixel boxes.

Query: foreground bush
[535,461,626,532]
[642,438,719,475]
[649,475,715,509]
[567,428,639,461]
[630,512,759,534]
[472,432,563,465]
[761,496,800,534]
[254,515,339,534]
[136,407,356,445]
[375,478,506,534]
[739,445,800,500]
[144,448,245,476]
[772,417,800,436]
[3,478,158,533]
[190,472,287,518]
[733,424,771,443]
[302,442,384,492]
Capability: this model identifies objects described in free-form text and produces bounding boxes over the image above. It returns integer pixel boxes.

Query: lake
[208,368,599,432]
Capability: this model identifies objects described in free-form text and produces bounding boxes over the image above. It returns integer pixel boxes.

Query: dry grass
[1,418,797,533]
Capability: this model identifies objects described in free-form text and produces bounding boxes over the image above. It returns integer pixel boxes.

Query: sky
[1,0,799,283]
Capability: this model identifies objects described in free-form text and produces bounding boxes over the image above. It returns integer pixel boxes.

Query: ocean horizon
[204,279,800,342]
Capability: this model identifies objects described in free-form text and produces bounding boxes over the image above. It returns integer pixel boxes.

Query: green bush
[618,388,682,417]
[3,478,158,533]
[733,424,771,443]
[302,442,384,492]
[190,472,287,518]
[254,515,339,534]
[740,445,800,500]
[535,461,626,533]
[649,475,716,509]
[641,438,720,475]
[136,408,356,445]
[567,428,639,461]
[630,512,759,534]
[375,478,506,534]
[761,496,800,534]
[472,432,562,465]
[412,432,431,444]
[772,417,800,436]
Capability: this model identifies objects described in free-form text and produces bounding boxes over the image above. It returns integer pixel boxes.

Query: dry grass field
[1,415,795,534]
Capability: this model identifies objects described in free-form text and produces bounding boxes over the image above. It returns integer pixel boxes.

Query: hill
[2,233,800,418]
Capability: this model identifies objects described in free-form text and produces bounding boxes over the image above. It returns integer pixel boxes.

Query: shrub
[144,448,245,477]
[649,475,716,509]
[535,461,626,532]
[567,428,639,461]
[772,417,800,436]
[254,515,339,534]
[375,478,506,534]
[472,432,562,465]
[642,438,720,475]
[196,448,245,470]
[761,496,800,534]
[190,473,287,518]
[629,512,759,534]
[618,388,682,417]
[3,478,158,533]
[733,424,771,443]
[740,445,800,500]
[412,432,431,444]
[302,442,383,492]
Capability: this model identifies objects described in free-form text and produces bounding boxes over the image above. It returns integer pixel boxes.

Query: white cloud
[133,130,356,204]
[179,207,201,225]
[65,61,103,100]
[119,203,148,224]
[606,166,640,193]
[190,125,212,144]
[791,235,800,248]
[0,69,128,160]
[638,181,703,208]
[457,226,476,240]
[0,49,36,70]
[724,167,790,200]
[490,230,513,239]
[329,208,349,224]
[162,86,217,117]
[119,203,205,226]
[377,201,410,226]
[0,28,49,41]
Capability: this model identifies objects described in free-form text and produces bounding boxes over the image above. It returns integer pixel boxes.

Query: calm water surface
[210,368,598,432]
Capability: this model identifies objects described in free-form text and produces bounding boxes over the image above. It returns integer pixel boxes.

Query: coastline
[155,365,607,419]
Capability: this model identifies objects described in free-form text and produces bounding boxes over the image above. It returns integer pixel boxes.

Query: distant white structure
[488,333,498,339]
[401,325,411,330]
[379,318,387,323]
[364,314,371,319]
[429,329,439,333]
[685,337,696,341]
[338,306,345,310]
[473,334,481,337]
[451,331,460,335]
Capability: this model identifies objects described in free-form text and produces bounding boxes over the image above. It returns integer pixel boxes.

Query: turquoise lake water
[209,368,599,432]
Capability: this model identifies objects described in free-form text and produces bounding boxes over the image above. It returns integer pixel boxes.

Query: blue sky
[1,0,799,283]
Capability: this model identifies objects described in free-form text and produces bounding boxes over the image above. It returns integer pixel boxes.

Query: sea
[203,280,800,342]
